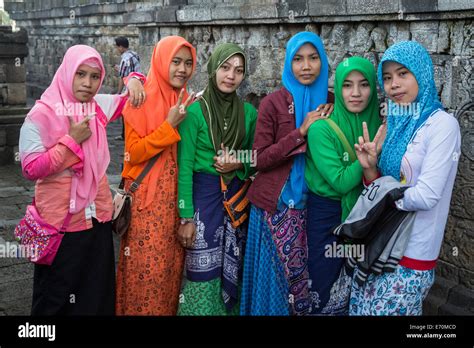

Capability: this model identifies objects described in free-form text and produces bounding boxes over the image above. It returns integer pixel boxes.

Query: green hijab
[330,56,381,219]
[199,43,247,184]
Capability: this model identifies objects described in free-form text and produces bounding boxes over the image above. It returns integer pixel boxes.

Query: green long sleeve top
[178,101,258,218]
[304,119,364,220]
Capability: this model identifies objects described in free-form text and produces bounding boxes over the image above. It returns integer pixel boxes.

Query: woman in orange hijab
[115,36,196,315]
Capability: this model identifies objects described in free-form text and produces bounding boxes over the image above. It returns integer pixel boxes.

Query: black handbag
[111,154,161,236]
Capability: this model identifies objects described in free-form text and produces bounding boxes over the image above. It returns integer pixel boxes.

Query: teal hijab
[280,31,329,208]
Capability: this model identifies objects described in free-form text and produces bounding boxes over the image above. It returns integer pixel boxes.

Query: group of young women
[19,30,460,316]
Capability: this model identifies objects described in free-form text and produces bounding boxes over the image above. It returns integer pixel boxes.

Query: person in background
[114,36,141,140]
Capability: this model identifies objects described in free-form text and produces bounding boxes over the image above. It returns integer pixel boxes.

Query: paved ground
[0,118,125,315]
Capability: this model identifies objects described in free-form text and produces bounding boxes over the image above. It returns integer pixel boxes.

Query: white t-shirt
[395,109,461,261]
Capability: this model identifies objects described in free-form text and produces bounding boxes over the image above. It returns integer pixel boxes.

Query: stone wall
[3,0,474,314]
[0,25,29,165]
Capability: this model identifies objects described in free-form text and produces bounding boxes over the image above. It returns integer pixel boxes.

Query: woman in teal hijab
[177,43,257,315]
[305,56,382,315]
[242,32,333,315]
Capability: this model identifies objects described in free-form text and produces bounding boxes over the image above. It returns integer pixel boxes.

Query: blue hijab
[378,41,443,179]
[280,31,329,208]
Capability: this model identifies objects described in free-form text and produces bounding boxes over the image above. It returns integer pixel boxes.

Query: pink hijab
[23,45,108,214]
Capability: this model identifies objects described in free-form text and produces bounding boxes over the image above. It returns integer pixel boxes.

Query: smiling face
[215,54,245,94]
[382,61,419,104]
[72,64,102,102]
[291,43,321,85]
[169,46,193,89]
[342,70,371,113]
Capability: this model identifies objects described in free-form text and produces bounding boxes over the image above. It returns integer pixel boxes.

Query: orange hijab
[122,36,197,208]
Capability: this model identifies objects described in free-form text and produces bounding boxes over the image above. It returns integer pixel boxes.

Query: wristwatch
[180,218,194,225]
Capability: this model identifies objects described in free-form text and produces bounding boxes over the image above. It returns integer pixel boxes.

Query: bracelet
[180,218,195,225]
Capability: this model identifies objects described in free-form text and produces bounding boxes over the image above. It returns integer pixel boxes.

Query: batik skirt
[349,265,435,316]
[177,172,246,316]
[240,204,311,315]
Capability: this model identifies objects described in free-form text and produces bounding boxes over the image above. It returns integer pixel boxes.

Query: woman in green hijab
[305,56,382,315]
[177,43,257,315]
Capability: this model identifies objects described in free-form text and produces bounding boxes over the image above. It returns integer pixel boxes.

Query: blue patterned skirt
[240,205,311,315]
[349,265,435,316]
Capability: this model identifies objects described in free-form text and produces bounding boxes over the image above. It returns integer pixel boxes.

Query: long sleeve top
[246,87,334,213]
[395,109,461,266]
[177,101,257,218]
[19,94,128,232]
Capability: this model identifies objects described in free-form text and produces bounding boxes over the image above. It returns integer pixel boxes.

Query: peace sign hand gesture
[166,88,196,128]
[354,121,386,170]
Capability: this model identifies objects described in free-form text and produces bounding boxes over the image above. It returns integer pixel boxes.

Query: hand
[299,103,334,136]
[124,78,146,108]
[166,89,195,128]
[177,222,196,248]
[354,122,386,169]
[68,114,93,144]
[213,143,243,173]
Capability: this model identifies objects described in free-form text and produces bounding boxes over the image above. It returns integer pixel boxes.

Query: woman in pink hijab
[18,44,146,315]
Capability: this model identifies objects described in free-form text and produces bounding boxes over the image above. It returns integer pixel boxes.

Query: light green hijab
[331,56,381,219]
[199,43,247,184]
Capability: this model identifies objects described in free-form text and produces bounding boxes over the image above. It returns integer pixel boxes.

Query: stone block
[349,22,375,52]
[438,0,474,11]
[401,0,437,13]
[5,63,25,83]
[5,83,26,105]
[124,10,156,24]
[177,5,212,22]
[346,0,400,15]
[240,4,278,19]
[211,4,241,20]
[308,0,347,16]
[410,21,439,52]
[278,0,308,20]
[155,6,179,23]
[446,285,474,312]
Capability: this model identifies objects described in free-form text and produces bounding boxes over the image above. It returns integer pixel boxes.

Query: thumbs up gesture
[68,114,94,144]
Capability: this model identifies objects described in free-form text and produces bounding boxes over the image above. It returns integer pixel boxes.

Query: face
[115,45,126,54]
[169,46,193,89]
[291,43,321,85]
[382,61,419,104]
[341,70,371,113]
[215,54,245,94]
[72,64,101,102]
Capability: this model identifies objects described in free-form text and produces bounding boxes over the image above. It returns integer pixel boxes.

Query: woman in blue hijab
[242,32,333,315]
[351,41,461,315]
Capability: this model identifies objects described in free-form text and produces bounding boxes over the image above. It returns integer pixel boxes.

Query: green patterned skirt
[177,278,240,316]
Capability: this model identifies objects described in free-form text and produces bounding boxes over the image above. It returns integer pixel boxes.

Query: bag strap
[325,119,357,163]
[59,213,73,232]
[128,153,162,193]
